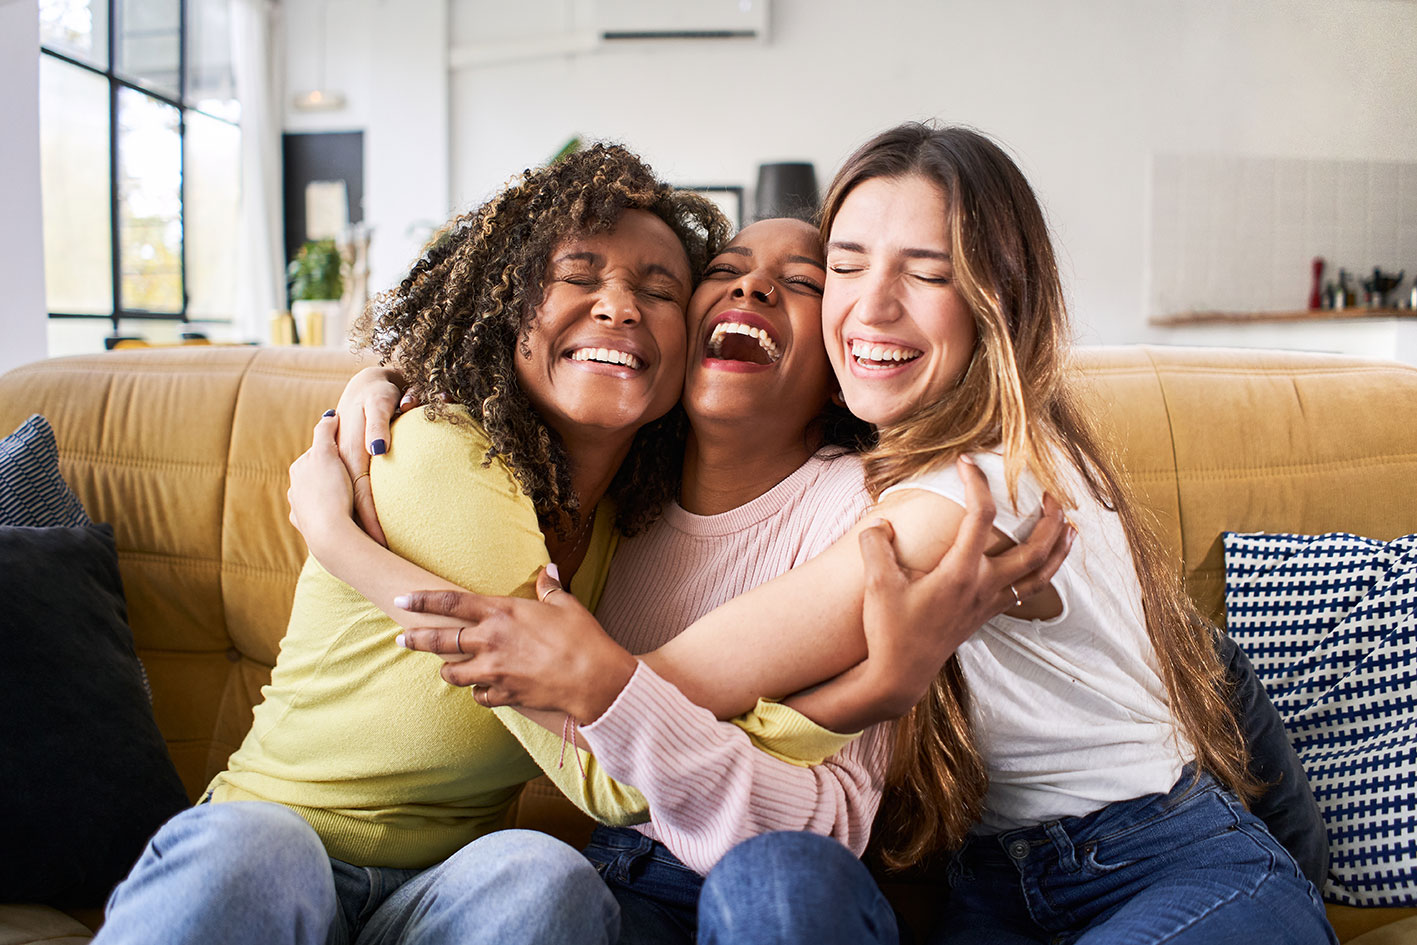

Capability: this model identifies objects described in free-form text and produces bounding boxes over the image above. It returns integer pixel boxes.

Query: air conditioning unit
[449,0,770,70]
[592,0,770,43]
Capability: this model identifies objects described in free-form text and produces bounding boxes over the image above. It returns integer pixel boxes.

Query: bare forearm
[783,659,917,733]
[637,531,875,721]
[304,516,464,627]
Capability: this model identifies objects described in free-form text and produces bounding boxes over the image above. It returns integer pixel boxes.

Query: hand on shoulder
[853,457,1073,717]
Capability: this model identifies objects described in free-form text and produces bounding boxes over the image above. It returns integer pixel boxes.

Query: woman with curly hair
[93,144,729,945]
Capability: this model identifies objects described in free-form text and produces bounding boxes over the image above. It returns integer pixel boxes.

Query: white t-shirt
[881,450,1191,833]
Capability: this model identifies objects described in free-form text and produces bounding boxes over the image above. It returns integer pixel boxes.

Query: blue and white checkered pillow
[0,414,91,528]
[1224,531,1416,907]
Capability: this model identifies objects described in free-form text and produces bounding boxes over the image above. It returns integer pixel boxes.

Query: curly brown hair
[352,143,730,537]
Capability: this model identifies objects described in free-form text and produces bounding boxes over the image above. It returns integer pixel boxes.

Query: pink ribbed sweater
[581,449,893,875]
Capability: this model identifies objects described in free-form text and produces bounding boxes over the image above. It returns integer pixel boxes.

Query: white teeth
[570,347,643,370]
[851,340,921,365]
[707,321,781,362]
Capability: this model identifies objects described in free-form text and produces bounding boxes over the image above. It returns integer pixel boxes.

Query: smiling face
[822,174,978,427]
[683,218,835,440]
[516,209,692,446]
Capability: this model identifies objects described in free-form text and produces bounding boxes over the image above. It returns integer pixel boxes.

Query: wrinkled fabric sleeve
[580,662,891,875]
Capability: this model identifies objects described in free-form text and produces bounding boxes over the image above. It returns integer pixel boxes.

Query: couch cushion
[0,415,90,528]
[0,523,189,908]
[0,904,94,944]
[1224,530,1416,907]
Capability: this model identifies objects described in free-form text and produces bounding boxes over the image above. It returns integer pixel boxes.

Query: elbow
[875,679,929,723]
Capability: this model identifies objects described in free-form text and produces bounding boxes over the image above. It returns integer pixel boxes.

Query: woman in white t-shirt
[787,123,1334,944]
[397,124,1335,945]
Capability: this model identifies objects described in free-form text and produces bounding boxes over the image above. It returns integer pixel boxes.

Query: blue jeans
[930,771,1336,945]
[583,825,900,944]
[94,801,618,945]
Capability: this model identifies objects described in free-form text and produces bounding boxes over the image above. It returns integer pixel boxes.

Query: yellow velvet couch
[1,344,1414,944]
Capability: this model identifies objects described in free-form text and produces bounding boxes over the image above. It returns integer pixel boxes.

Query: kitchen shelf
[1150,308,1415,327]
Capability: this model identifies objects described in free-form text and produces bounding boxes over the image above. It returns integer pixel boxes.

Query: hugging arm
[628,458,1069,728]
[331,365,1069,725]
[783,466,1070,732]
[288,410,655,824]
[401,457,1071,728]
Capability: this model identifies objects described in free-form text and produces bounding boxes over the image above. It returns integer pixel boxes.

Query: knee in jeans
[702,833,895,944]
[449,830,608,899]
[706,832,858,905]
[158,803,328,883]
[716,832,852,880]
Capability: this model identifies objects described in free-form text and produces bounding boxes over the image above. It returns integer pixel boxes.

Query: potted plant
[286,239,345,346]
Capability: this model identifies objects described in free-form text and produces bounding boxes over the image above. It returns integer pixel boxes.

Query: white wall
[0,0,50,373]
[443,0,1417,344]
[284,0,448,297]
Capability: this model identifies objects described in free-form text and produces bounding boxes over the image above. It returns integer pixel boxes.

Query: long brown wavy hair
[821,123,1260,869]
[352,143,730,537]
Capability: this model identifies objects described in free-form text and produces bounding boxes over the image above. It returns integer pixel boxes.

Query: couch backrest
[2,344,1414,799]
[0,346,359,795]
[1073,346,1417,620]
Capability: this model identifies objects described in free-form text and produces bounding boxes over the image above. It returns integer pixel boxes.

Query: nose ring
[763,284,774,299]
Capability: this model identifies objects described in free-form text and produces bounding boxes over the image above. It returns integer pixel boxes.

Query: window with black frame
[39,0,239,352]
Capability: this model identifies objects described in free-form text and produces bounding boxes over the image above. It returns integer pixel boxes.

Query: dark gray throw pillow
[0,414,91,528]
[1219,631,1330,888]
[0,523,190,908]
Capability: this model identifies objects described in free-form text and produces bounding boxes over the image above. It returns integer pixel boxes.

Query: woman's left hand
[396,568,639,720]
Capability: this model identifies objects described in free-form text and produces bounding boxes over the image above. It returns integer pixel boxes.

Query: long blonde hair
[820,123,1259,869]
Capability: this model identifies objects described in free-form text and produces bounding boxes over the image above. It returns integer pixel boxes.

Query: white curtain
[231,0,285,344]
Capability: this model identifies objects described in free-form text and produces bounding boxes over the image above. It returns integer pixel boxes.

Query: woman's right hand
[287,412,358,548]
[856,457,1074,716]
[394,569,640,721]
[335,366,414,545]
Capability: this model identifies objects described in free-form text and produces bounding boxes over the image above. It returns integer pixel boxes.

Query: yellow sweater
[210,408,618,868]
[211,407,856,867]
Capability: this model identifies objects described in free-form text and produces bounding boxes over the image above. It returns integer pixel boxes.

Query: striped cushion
[1223,531,1417,907]
[0,414,90,528]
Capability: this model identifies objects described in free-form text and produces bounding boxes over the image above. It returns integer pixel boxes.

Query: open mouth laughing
[704,312,782,367]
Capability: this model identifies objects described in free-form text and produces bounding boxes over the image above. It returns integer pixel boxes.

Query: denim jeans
[583,825,900,944]
[94,801,618,945]
[930,770,1337,945]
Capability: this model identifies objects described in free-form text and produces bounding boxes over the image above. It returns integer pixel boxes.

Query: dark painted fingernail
[322,409,335,417]
[370,438,387,455]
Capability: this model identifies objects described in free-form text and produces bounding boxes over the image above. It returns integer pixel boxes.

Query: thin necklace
[556,507,597,568]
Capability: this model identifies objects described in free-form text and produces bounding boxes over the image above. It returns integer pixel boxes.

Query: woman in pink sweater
[295,214,1067,943]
